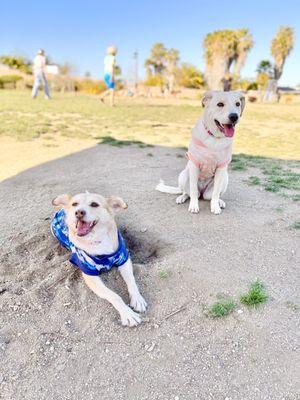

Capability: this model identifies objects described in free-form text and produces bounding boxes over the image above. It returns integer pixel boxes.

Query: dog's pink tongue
[224,124,235,137]
[77,220,90,236]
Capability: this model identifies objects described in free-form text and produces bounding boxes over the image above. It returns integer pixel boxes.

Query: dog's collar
[203,121,221,139]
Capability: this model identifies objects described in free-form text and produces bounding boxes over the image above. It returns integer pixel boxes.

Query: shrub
[0,55,32,74]
[144,74,166,88]
[0,74,23,89]
[177,63,205,89]
[74,78,107,94]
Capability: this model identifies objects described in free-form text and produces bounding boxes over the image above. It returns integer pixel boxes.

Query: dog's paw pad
[188,205,199,213]
[176,194,188,204]
[120,308,141,327]
[211,203,222,215]
[188,200,200,213]
[130,294,147,313]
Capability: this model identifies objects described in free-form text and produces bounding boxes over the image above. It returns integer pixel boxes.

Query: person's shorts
[104,73,115,89]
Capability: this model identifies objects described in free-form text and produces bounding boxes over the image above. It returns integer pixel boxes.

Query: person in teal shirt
[100,45,117,106]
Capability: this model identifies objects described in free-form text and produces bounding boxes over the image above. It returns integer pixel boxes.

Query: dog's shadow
[121,226,165,265]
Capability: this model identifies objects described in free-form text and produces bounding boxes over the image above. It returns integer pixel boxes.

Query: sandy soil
[0,144,299,400]
[0,136,96,181]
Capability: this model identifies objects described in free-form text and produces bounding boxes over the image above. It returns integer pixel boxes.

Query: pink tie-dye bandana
[187,136,232,181]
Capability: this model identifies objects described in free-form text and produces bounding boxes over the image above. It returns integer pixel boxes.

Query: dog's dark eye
[236,102,241,107]
[72,202,78,207]
[217,102,224,107]
[90,202,99,208]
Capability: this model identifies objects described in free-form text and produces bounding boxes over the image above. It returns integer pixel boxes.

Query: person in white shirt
[100,45,117,106]
[32,49,51,99]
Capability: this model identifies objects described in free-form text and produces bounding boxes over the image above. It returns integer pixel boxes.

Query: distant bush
[74,78,107,94]
[0,55,32,74]
[247,82,258,90]
[232,76,258,91]
[144,74,165,88]
[177,63,205,88]
[0,74,23,89]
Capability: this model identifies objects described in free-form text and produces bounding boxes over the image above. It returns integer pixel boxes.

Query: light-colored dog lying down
[51,192,147,327]
[156,90,245,214]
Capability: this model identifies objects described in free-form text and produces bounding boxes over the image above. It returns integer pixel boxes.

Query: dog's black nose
[228,113,238,123]
[75,209,86,219]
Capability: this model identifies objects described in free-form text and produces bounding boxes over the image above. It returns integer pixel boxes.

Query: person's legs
[31,74,41,98]
[100,89,110,102]
[109,88,115,106]
[41,72,51,99]
[101,74,115,105]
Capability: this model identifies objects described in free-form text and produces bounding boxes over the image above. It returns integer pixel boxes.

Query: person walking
[100,45,117,106]
[31,49,51,99]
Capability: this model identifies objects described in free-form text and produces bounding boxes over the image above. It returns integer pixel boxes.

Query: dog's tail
[155,179,182,194]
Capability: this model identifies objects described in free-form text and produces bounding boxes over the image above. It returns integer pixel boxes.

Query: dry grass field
[1,90,300,181]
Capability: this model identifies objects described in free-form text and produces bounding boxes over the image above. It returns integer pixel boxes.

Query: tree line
[0,26,294,93]
[145,26,294,93]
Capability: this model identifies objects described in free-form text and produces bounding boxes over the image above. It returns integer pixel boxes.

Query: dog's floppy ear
[107,196,128,213]
[52,194,71,209]
[201,91,213,108]
[240,94,246,115]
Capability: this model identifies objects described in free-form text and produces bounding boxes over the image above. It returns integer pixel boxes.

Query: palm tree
[271,26,294,81]
[256,60,273,75]
[203,29,253,90]
[264,26,294,101]
[233,29,254,76]
[144,43,167,76]
[165,48,180,92]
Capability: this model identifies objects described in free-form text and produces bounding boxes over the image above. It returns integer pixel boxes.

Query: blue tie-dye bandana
[51,209,129,276]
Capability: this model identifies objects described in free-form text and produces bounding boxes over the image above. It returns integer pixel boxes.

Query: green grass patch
[292,221,300,230]
[98,135,152,148]
[275,205,284,213]
[230,155,248,171]
[264,182,281,192]
[285,301,299,312]
[231,154,300,198]
[205,298,236,318]
[158,269,170,279]
[247,176,261,185]
[266,172,300,190]
[240,281,268,307]
[262,164,283,175]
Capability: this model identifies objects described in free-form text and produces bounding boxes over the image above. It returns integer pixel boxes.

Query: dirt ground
[0,144,299,400]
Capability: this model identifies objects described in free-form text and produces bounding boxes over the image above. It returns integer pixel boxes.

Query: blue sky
[1,0,299,86]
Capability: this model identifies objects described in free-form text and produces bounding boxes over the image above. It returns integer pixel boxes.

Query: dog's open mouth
[214,120,235,137]
[76,220,97,237]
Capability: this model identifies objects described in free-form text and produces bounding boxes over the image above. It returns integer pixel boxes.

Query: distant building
[45,65,60,75]
[278,86,300,94]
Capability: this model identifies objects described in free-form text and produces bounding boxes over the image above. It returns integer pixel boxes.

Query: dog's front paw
[120,306,141,327]
[176,194,188,204]
[188,199,199,214]
[219,199,226,209]
[211,200,222,215]
[130,292,147,313]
